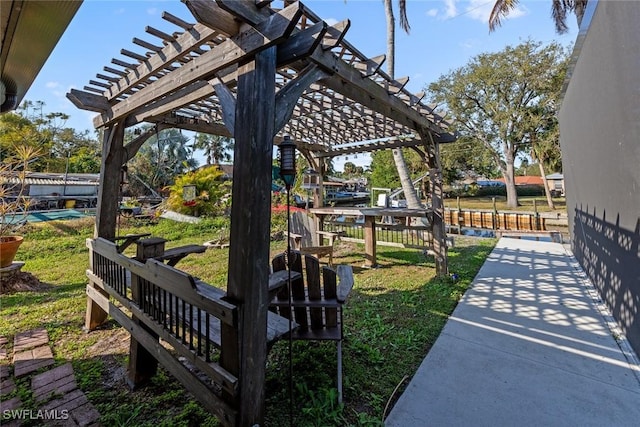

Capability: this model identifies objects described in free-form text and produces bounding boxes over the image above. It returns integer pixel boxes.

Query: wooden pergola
[68,1,455,425]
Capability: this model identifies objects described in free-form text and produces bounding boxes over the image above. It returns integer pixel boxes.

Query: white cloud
[45,81,61,89]
[465,0,528,24]
[147,7,158,16]
[443,0,457,19]
[426,9,438,18]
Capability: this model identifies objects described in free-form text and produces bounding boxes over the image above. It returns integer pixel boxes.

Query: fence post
[127,237,165,388]
[492,197,498,230]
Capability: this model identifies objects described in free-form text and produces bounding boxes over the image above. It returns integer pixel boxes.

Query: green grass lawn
[0,216,495,426]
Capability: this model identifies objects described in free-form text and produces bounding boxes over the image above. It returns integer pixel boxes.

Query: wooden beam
[183,0,240,36]
[95,121,126,239]
[274,64,329,133]
[420,130,448,276]
[66,89,109,113]
[123,124,170,162]
[308,47,448,137]
[276,20,327,66]
[215,0,271,26]
[353,54,385,77]
[211,77,236,135]
[222,46,277,426]
[321,19,350,50]
[92,2,304,128]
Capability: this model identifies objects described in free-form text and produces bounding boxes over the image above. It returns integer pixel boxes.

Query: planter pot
[0,236,24,268]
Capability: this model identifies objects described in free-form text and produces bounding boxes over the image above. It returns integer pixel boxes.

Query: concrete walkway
[386,238,640,427]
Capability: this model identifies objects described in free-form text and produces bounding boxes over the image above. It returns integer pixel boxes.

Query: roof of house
[545,173,564,180]
[497,176,545,186]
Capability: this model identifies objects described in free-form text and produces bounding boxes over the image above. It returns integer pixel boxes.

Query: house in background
[545,173,565,197]
[559,0,640,357]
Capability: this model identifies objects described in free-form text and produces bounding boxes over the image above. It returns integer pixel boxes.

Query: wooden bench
[85,237,296,425]
[270,250,354,402]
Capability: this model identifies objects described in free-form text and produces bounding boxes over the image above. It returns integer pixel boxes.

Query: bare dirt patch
[0,271,51,294]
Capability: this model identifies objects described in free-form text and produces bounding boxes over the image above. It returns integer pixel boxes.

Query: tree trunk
[393,148,422,208]
[537,160,555,209]
[504,158,519,209]
[384,0,421,209]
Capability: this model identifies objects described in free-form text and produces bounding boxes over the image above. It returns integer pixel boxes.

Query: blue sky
[24,0,578,170]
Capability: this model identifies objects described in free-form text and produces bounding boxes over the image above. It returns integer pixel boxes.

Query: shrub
[166,166,231,217]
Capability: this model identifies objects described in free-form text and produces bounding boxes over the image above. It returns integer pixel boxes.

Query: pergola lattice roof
[68,0,455,157]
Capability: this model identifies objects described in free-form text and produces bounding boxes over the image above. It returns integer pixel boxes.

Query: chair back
[290,211,319,247]
[271,250,341,340]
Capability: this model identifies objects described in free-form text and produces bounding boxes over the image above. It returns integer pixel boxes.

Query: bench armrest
[336,265,354,303]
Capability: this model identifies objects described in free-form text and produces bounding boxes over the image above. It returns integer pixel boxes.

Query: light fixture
[278,135,297,190]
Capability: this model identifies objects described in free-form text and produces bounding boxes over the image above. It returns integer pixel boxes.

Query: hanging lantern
[278,135,297,189]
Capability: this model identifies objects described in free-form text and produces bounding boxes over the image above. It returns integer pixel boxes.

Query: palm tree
[194,133,233,166]
[382,0,422,209]
[489,0,588,34]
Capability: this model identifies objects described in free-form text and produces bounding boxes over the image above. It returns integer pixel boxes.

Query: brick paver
[0,364,10,379]
[2,329,101,426]
[14,328,49,352]
[13,345,54,377]
[1,377,16,396]
[0,336,8,360]
[41,389,100,426]
[0,396,23,427]
[32,363,77,402]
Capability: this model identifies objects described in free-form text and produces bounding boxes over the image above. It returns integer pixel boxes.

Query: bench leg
[127,321,158,389]
[84,283,109,331]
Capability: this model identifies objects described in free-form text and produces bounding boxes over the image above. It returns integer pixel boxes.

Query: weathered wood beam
[274,64,329,133]
[353,54,385,77]
[104,23,220,101]
[123,123,170,163]
[308,47,448,137]
[322,19,350,50]
[420,130,448,276]
[222,46,277,426]
[133,37,163,53]
[66,89,110,113]
[120,15,324,130]
[211,78,236,135]
[215,0,271,26]
[162,11,193,30]
[148,116,232,137]
[121,48,148,62]
[103,65,128,77]
[145,25,175,43]
[95,120,126,240]
[123,80,216,127]
[276,20,327,66]
[92,2,304,128]
[388,76,409,94]
[183,0,240,37]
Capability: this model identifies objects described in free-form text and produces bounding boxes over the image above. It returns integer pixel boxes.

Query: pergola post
[85,121,125,331]
[221,47,276,426]
[422,134,448,276]
[94,121,125,239]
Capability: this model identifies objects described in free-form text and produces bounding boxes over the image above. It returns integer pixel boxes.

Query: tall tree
[193,133,233,166]
[428,40,568,208]
[381,0,422,209]
[489,0,588,34]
